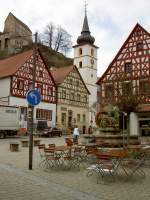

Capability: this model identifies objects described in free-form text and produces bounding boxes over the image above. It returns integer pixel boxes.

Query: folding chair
[121,157,146,180]
[87,151,119,183]
[44,148,61,169]
[38,144,46,168]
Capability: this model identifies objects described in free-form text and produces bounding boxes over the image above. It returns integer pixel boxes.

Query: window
[20,107,27,121]
[122,82,132,95]
[140,80,150,94]
[105,84,114,99]
[77,94,80,102]
[70,92,75,100]
[28,82,33,90]
[91,48,94,56]
[37,84,43,94]
[124,62,132,73]
[83,95,87,103]
[48,86,53,96]
[136,30,141,37]
[70,78,73,85]
[79,48,82,55]
[29,67,33,74]
[5,38,9,48]
[17,79,24,90]
[36,109,52,120]
[136,42,143,51]
[91,59,94,65]
[79,61,82,68]
[61,113,66,125]
[76,80,79,87]
[83,114,86,123]
[91,74,93,78]
[39,70,43,78]
[77,114,80,122]
[62,90,66,99]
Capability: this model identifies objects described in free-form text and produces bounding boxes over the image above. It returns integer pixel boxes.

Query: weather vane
[85,1,88,15]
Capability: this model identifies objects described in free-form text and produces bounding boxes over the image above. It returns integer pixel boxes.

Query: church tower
[73,6,98,127]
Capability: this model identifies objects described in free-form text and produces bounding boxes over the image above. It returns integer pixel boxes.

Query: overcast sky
[0,0,150,76]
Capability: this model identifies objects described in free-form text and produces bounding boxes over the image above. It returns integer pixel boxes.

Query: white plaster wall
[9,96,56,126]
[130,112,139,135]
[0,78,10,97]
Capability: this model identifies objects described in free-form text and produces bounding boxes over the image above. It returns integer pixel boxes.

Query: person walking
[73,126,80,143]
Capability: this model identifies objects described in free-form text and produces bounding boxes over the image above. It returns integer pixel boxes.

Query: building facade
[0,12,32,54]
[0,49,56,130]
[73,10,98,127]
[97,23,150,136]
[51,65,90,134]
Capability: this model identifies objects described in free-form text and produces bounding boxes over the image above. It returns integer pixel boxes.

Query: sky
[0,0,150,77]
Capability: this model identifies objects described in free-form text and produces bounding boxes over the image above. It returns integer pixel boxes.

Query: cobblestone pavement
[0,136,150,200]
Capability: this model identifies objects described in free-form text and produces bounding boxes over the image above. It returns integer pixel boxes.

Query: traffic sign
[26,89,41,106]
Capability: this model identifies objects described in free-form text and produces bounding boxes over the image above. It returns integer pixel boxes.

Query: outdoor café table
[94,150,129,175]
[10,142,19,152]
[33,139,41,146]
[20,139,29,147]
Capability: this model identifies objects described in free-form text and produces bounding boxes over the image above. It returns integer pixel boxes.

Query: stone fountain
[82,107,139,147]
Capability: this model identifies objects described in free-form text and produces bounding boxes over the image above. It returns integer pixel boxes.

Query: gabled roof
[5,12,32,33]
[97,23,150,84]
[51,65,74,85]
[0,49,33,78]
[51,65,90,94]
[0,49,56,86]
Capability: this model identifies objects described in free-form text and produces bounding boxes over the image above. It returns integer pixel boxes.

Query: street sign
[26,89,41,106]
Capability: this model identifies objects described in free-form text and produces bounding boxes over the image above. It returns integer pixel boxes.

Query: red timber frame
[10,49,56,103]
[97,23,150,108]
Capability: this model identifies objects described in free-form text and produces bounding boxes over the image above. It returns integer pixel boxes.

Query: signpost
[26,89,41,170]
[27,32,38,170]
[27,89,41,106]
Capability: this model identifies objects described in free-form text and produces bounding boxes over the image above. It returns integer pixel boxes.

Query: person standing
[73,126,80,143]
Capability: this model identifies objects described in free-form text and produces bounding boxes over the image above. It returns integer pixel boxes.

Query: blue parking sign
[26,89,41,106]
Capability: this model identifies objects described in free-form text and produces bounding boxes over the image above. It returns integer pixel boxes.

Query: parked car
[42,127,62,137]
[36,121,62,137]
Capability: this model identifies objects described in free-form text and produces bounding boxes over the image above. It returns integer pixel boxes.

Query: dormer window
[79,48,82,55]
[136,42,143,51]
[124,62,132,73]
[79,61,82,68]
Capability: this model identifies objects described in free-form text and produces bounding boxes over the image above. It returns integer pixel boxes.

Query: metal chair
[38,144,46,168]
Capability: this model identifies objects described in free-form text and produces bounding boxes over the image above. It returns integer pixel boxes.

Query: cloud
[0,0,149,76]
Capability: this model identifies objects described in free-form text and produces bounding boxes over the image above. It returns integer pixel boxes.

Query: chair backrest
[44,148,55,156]
[65,138,73,146]
[38,144,45,157]
[48,144,55,149]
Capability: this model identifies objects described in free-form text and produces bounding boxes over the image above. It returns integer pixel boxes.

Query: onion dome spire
[77,3,95,45]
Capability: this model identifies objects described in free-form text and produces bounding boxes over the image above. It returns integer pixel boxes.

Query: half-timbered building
[51,65,90,134]
[97,23,150,136]
[0,49,56,130]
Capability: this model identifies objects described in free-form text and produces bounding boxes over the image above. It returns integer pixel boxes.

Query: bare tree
[42,23,72,55]
[44,22,55,48]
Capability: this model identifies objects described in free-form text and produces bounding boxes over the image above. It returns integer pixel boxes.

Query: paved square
[0,136,150,200]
